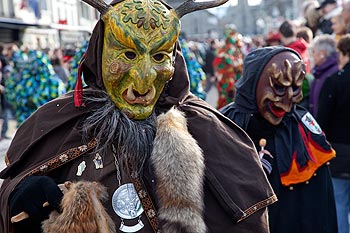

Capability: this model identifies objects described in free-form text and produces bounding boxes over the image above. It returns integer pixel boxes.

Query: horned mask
[82,0,228,119]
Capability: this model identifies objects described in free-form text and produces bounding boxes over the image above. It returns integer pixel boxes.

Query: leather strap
[26,139,98,177]
[130,173,160,233]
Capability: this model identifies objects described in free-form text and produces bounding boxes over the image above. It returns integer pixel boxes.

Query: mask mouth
[122,85,156,106]
[268,101,287,118]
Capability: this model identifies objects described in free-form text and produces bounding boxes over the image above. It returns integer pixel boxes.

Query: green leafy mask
[101,0,180,119]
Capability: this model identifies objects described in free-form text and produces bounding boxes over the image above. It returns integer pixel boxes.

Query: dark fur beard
[79,90,157,176]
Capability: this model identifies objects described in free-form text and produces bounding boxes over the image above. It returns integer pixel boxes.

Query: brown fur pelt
[151,107,206,233]
[42,181,116,233]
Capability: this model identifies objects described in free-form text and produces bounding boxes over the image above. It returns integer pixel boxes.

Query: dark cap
[265,31,281,44]
[316,0,337,10]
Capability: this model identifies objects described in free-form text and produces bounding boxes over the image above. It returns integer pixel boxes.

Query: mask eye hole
[273,84,286,95]
[125,51,136,60]
[153,53,165,62]
[292,86,301,95]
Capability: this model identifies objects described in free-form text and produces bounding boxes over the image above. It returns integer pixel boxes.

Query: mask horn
[82,0,111,15]
[175,0,229,18]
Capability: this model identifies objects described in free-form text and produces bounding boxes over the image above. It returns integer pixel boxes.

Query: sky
[207,0,262,17]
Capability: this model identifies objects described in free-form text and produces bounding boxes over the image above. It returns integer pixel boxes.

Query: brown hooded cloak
[0,3,276,232]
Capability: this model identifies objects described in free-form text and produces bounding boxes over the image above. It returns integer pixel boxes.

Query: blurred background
[0,0,325,48]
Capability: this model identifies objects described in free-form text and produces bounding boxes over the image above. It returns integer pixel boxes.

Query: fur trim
[151,107,206,233]
[42,181,115,233]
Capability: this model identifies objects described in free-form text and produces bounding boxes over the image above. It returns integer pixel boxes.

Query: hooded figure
[0,0,276,232]
[213,24,244,109]
[221,46,337,233]
[5,49,66,125]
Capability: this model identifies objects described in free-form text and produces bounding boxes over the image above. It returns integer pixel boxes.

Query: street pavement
[205,85,219,109]
[0,138,11,168]
[0,119,18,186]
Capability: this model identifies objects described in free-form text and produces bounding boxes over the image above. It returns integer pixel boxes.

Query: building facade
[224,0,307,36]
[166,0,224,40]
[0,0,98,49]
[1,0,307,45]
[167,0,306,39]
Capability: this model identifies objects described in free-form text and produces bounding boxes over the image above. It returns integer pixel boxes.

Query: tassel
[74,53,87,107]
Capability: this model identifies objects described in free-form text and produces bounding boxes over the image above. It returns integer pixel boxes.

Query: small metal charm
[76,161,86,176]
[93,153,104,169]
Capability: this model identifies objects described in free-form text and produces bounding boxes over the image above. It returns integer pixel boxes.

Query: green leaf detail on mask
[121,0,171,30]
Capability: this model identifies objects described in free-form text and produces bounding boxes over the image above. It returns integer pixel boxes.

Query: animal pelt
[42,181,116,233]
[151,107,206,233]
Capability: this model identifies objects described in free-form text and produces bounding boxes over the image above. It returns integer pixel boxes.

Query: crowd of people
[0,0,349,232]
[0,42,88,130]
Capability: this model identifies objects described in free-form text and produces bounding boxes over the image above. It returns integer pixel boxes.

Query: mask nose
[130,58,157,93]
[281,87,293,112]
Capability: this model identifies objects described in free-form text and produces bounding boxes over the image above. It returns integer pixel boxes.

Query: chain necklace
[112,144,122,187]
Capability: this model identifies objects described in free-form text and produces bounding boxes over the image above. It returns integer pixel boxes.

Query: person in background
[221,46,337,233]
[66,41,88,91]
[0,44,9,73]
[203,39,218,93]
[180,37,207,100]
[303,0,321,36]
[0,62,2,132]
[265,31,281,46]
[279,21,313,110]
[252,35,266,49]
[3,43,19,68]
[309,34,338,117]
[316,0,342,35]
[331,14,347,43]
[317,34,350,233]
[279,20,311,73]
[5,48,66,125]
[0,44,12,140]
[213,24,244,109]
[296,26,314,110]
[50,55,69,85]
[342,1,350,33]
[296,26,314,44]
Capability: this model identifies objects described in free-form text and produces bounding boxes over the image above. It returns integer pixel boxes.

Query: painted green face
[101,0,180,119]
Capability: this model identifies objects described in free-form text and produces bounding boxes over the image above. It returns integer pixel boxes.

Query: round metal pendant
[112,183,144,219]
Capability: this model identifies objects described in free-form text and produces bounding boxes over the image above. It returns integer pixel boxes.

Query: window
[81,2,90,19]
[41,0,48,11]
[0,0,4,16]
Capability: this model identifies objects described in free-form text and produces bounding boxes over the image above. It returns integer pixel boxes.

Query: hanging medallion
[112,183,144,232]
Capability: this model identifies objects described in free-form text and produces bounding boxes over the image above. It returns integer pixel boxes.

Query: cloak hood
[287,38,308,55]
